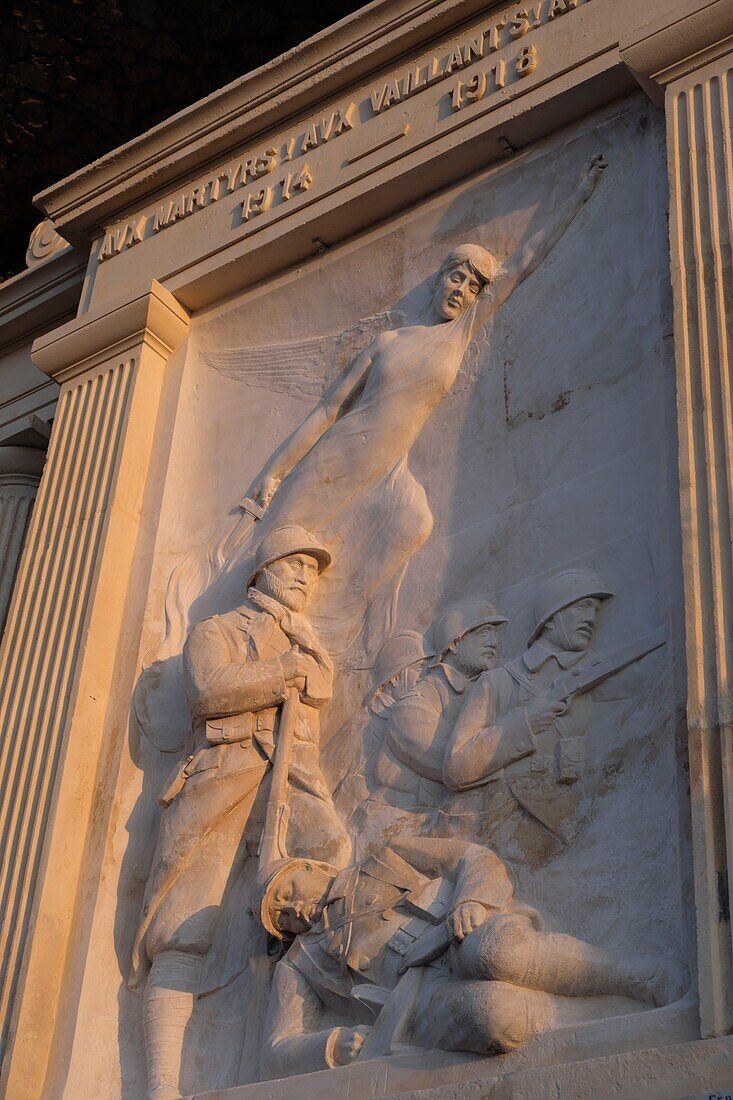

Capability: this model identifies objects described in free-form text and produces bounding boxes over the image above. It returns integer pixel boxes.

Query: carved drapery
[0,447,45,634]
[0,282,188,1096]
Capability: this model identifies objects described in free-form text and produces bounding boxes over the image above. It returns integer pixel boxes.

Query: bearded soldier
[130,524,351,1100]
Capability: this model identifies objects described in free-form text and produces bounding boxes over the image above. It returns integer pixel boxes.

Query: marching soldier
[335,629,432,846]
[442,570,661,849]
[369,599,508,817]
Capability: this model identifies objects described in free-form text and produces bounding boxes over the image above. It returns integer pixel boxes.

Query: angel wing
[202,309,406,397]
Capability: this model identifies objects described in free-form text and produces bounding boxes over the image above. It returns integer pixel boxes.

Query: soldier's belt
[206,711,275,745]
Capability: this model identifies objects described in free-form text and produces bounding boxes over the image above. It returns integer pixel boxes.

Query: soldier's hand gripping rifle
[548,627,666,705]
[545,627,666,784]
[258,650,301,865]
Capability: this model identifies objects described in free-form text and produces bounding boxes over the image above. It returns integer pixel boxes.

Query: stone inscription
[241,164,314,222]
[97,106,348,261]
[96,0,593,263]
[369,0,575,115]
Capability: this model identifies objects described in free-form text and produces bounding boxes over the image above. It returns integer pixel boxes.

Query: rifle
[258,670,300,865]
[551,627,666,702]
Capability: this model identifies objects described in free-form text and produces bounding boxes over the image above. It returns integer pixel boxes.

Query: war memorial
[0,0,731,1096]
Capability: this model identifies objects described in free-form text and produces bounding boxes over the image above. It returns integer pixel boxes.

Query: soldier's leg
[138,763,266,1099]
[143,949,202,1100]
[456,912,688,1006]
[415,977,553,1055]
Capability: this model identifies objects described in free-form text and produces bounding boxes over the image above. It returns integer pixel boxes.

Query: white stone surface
[2,3,733,1098]
[52,94,694,1099]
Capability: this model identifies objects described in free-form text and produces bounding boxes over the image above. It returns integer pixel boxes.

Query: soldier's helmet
[248,524,332,588]
[256,857,337,939]
[372,630,432,697]
[528,569,614,646]
[432,598,508,659]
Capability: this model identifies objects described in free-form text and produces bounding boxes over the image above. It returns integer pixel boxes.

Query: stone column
[0,281,188,1097]
[0,447,46,634]
[623,2,733,1041]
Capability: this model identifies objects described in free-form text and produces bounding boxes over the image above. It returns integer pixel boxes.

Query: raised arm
[249,344,374,507]
[492,154,607,313]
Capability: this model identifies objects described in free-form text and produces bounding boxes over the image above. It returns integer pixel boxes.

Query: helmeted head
[248,525,331,612]
[257,857,337,939]
[433,598,509,678]
[432,244,500,322]
[370,630,432,715]
[528,569,614,650]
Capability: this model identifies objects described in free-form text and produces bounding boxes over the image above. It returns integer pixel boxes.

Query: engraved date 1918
[450,45,538,111]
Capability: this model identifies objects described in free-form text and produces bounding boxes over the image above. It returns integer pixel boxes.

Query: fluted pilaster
[0,281,188,1096]
[0,448,46,634]
[667,54,733,1039]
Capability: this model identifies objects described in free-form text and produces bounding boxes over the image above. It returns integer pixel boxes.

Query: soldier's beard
[259,568,309,612]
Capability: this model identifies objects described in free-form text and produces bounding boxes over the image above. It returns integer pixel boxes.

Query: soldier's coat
[130,594,350,991]
[262,837,517,1078]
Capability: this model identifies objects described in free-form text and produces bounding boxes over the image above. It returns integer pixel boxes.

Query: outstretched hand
[579,154,607,200]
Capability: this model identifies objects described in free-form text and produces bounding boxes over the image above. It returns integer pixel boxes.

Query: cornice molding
[30,0,732,286]
[31,279,189,384]
[34,0,501,246]
[0,249,86,356]
[620,0,733,103]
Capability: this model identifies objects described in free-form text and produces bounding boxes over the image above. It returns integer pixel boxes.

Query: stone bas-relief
[136,553,687,1097]
[362,572,666,852]
[6,0,733,1090]
[249,571,685,1082]
[94,0,595,269]
[150,153,608,682]
[121,121,692,1098]
[258,836,685,1079]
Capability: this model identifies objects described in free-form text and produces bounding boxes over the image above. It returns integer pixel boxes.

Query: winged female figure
[139,156,607,749]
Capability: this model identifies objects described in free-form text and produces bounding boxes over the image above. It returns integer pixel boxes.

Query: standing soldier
[369,629,432,718]
[130,524,350,1100]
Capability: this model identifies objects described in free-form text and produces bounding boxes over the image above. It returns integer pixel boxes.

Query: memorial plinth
[0,2,732,1098]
